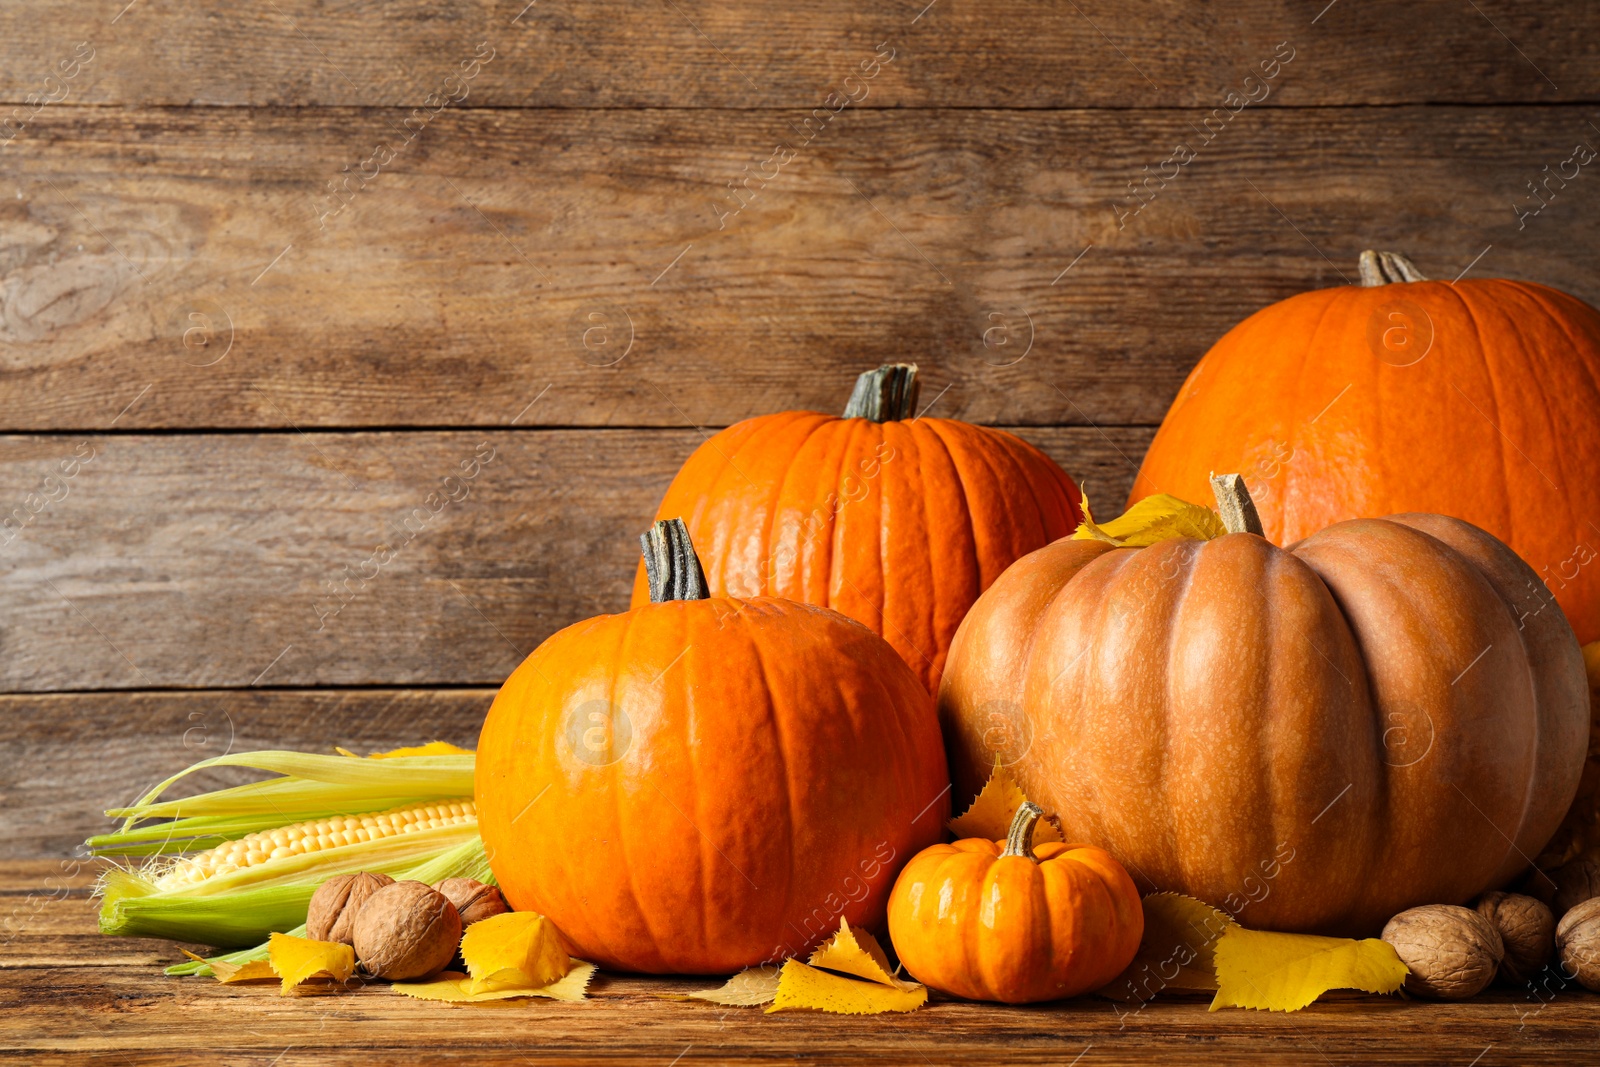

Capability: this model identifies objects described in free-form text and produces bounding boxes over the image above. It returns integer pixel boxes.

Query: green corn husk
[163,836,497,976]
[91,746,482,950]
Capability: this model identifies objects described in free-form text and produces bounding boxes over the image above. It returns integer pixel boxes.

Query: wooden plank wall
[3,0,1598,856]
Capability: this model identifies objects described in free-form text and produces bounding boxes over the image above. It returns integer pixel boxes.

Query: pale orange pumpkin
[632,364,1082,693]
[939,477,1589,936]
[1133,250,1600,643]
[477,520,950,974]
[888,802,1143,1003]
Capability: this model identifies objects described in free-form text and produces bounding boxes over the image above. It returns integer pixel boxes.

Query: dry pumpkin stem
[640,518,708,603]
[1208,473,1264,537]
[843,363,920,422]
[1357,249,1428,286]
[1003,802,1044,863]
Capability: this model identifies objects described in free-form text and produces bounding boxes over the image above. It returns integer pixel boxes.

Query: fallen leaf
[1099,893,1233,1002]
[809,919,917,990]
[688,966,783,1006]
[766,959,927,1015]
[267,932,355,995]
[184,950,277,985]
[948,757,1062,842]
[1073,491,1225,548]
[393,961,596,1003]
[1210,927,1408,1012]
[461,911,572,993]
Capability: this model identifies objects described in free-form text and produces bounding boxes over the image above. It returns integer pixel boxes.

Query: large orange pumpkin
[1132,250,1600,643]
[939,477,1589,936]
[632,364,1082,693]
[478,520,950,974]
[888,802,1144,1003]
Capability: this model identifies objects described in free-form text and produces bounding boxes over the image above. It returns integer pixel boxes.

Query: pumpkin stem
[1357,250,1428,286]
[1002,801,1044,863]
[1209,473,1265,536]
[843,363,920,421]
[640,518,710,603]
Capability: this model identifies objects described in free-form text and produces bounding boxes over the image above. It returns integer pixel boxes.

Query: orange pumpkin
[632,364,1082,693]
[939,477,1589,936]
[477,520,950,974]
[1132,250,1600,643]
[887,802,1143,1003]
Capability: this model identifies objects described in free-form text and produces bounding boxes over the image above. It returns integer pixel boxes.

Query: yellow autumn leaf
[808,919,917,990]
[1210,927,1408,1012]
[1072,491,1226,547]
[948,757,1062,843]
[393,962,596,1003]
[766,959,927,1015]
[184,950,277,984]
[1099,893,1233,1002]
[267,932,355,995]
[688,966,783,1006]
[334,741,474,759]
[462,911,572,993]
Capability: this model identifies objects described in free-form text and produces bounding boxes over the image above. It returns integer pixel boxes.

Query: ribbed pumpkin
[939,477,1589,937]
[632,364,1082,693]
[888,802,1143,1003]
[478,520,950,974]
[1132,250,1600,643]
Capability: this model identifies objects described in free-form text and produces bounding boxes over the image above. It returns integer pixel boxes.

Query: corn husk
[91,746,481,949]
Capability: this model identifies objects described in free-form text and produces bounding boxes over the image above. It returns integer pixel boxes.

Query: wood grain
[3,873,1596,1066]
[0,1,1595,108]
[1,106,1595,430]
[0,427,1151,692]
[5,689,495,860]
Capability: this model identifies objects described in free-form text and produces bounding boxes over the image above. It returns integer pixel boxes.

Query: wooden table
[5,862,1596,1065]
[7,0,1600,1061]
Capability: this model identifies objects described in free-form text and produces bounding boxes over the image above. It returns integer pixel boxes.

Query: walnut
[305,872,395,945]
[1382,904,1504,999]
[1474,892,1555,984]
[351,880,462,980]
[432,877,509,927]
[1556,897,1600,992]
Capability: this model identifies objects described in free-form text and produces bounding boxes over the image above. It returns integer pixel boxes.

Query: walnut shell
[351,880,462,980]
[1474,891,1555,984]
[432,877,509,927]
[1549,857,1600,917]
[306,871,395,945]
[1556,897,1600,992]
[1382,904,1504,999]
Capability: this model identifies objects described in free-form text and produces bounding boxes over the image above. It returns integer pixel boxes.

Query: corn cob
[91,745,485,948]
[152,799,477,890]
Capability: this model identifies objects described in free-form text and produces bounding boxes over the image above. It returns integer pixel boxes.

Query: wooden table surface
[5,863,1597,1066]
[6,0,1600,1060]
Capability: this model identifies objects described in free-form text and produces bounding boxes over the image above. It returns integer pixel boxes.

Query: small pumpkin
[1132,249,1600,644]
[632,363,1082,693]
[887,802,1143,1003]
[477,519,950,974]
[939,476,1589,936]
